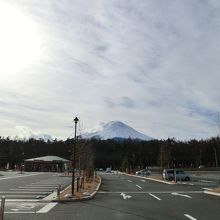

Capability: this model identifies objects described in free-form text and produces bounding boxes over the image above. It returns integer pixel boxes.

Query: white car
[163,169,190,181]
[135,169,151,176]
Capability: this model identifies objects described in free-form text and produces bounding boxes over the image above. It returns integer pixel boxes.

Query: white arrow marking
[141,180,146,182]
[128,180,132,183]
[20,204,35,209]
[184,214,198,220]
[120,193,132,199]
[171,192,192,198]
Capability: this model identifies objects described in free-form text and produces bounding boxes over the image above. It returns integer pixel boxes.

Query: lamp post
[20,151,24,174]
[72,117,79,196]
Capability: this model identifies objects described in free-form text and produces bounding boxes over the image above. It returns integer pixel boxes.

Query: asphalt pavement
[2,172,220,220]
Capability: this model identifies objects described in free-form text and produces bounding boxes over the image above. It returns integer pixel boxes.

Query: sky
[1,0,220,140]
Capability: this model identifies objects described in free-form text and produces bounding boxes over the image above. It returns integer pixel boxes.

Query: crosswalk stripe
[19,186,56,188]
[0,195,41,198]
[26,185,60,187]
[0,191,48,194]
[10,189,53,191]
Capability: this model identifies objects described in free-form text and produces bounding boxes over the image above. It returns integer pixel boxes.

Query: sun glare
[0,3,41,79]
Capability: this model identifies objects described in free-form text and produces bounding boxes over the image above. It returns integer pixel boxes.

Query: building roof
[25,155,70,162]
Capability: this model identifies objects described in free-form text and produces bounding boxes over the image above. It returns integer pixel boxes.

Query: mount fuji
[82,121,153,141]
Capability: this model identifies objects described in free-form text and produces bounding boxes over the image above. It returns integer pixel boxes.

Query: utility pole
[72,117,79,196]
[215,112,220,167]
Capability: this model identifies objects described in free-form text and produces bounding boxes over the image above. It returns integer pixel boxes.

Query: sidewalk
[54,175,102,202]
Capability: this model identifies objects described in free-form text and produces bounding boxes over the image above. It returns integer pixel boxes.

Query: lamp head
[74,117,79,123]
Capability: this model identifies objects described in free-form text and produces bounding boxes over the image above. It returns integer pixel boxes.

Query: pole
[0,196,5,220]
[214,147,218,167]
[72,117,79,196]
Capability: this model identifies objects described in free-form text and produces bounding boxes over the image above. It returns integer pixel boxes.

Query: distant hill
[82,121,153,140]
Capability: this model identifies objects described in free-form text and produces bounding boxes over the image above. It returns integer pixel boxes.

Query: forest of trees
[0,136,220,171]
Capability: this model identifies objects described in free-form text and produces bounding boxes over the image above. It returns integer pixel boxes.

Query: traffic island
[54,175,102,202]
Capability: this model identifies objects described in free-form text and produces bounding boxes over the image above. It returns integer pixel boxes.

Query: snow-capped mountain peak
[83,121,153,140]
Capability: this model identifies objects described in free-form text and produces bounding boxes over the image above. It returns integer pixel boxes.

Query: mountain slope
[83,121,153,140]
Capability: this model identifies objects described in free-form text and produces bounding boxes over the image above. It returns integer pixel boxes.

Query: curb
[123,173,175,185]
[204,190,220,197]
[53,176,102,203]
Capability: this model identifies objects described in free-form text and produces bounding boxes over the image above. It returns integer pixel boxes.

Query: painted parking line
[171,192,192,198]
[202,187,212,191]
[184,214,198,220]
[136,185,142,189]
[36,202,58,213]
[148,193,161,201]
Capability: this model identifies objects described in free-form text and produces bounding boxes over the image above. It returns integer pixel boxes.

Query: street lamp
[72,117,79,196]
[20,151,24,174]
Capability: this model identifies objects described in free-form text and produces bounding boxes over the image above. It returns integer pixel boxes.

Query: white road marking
[4,199,40,202]
[0,191,48,194]
[120,193,132,200]
[202,188,212,191]
[171,192,192,198]
[0,173,43,181]
[9,203,37,212]
[0,195,40,198]
[31,183,59,185]
[19,186,56,189]
[136,185,142,189]
[10,188,53,191]
[149,193,161,201]
[184,214,198,220]
[5,211,35,214]
[199,180,215,183]
[36,202,58,213]
[128,180,132,183]
[141,180,146,182]
[42,191,57,201]
[26,185,59,187]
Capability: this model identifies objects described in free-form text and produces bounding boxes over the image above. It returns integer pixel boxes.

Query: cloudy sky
[0,0,220,140]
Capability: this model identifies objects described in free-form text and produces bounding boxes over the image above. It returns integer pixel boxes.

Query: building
[24,155,70,172]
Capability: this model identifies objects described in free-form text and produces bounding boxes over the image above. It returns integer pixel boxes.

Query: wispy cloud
[1,0,220,140]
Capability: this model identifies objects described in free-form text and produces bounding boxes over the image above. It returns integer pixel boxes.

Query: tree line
[0,136,219,171]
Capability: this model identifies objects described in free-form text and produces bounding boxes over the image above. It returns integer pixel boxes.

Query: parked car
[162,169,190,181]
[135,169,151,176]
